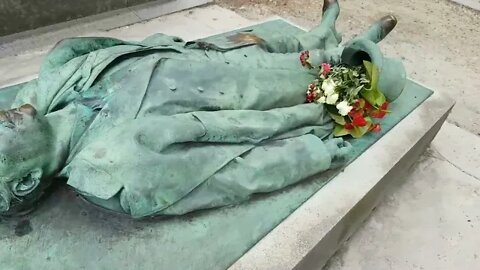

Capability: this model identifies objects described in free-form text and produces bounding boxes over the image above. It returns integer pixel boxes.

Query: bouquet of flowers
[300,51,390,139]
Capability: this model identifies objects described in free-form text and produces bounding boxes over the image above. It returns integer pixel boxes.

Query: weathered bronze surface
[0,0,406,218]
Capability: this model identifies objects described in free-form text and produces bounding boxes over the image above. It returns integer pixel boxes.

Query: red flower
[300,51,310,67]
[348,109,364,119]
[370,111,385,119]
[352,115,367,127]
[381,101,389,110]
[370,101,389,119]
[364,101,374,112]
[344,123,354,130]
[306,91,317,103]
[322,63,331,76]
[370,123,382,132]
[308,83,317,91]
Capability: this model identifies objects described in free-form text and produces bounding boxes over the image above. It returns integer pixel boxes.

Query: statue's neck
[44,104,83,175]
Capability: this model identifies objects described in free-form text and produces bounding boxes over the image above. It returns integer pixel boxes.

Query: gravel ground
[215,0,480,136]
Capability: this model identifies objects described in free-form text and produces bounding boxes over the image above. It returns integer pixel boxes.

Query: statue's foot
[378,15,398,40]
[353,14,398,44]
[323,0,338,14]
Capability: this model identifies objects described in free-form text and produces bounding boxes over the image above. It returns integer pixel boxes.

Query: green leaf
[333,124,351,137]
[329,112,346,125]
[350,125,369,138]
[349,117,373,138]
[376,92,386,105]
[351,85,364,97]
[361,61,386,106]
[363,61,378,89]
[360,88,386,107]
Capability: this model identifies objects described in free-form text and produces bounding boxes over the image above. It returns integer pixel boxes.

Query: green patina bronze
[0,0,407,218]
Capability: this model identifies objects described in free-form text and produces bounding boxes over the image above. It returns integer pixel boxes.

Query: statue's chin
[0,196,9,213]
[0,183,12,213]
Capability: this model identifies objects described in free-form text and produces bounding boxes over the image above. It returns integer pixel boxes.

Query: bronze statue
[0,0,405,218]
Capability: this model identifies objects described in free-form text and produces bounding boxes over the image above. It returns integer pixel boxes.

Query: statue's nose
[0,183,12,213]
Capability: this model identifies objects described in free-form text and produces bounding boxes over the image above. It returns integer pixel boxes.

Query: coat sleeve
[66,103,351,218]
[160,135,351,216]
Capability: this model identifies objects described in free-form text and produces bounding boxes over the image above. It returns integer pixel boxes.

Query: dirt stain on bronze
[94,148,107,159]
[14,219,32,237]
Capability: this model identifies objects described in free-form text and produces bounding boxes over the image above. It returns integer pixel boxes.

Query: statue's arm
[161,136,350,216]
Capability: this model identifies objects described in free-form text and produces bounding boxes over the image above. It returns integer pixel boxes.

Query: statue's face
[0,105,53,215]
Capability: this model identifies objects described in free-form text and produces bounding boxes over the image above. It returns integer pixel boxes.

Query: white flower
[321,78,336,96]
[317,96,326,104]
[326,93,339,105]
[336,101,353,116]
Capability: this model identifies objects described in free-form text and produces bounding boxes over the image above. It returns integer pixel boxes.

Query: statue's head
[0,104,55,215]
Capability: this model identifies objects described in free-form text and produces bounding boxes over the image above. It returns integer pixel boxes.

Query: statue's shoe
[379,15,398,41]
[323,0,339,14]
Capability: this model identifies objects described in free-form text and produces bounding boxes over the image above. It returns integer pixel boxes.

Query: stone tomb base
[0,18,454,270]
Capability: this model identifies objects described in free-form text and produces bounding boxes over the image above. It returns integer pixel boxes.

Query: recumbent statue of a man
[0,0,405,218]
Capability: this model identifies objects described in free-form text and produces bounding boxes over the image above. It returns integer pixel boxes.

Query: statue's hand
[307,47,344,66]
[325,138,352,169]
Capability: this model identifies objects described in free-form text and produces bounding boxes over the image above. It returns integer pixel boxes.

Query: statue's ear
[18,104,37,117]
[12,169,42,197]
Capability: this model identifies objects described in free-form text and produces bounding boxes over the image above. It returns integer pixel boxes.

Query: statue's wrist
[302,48,344,67]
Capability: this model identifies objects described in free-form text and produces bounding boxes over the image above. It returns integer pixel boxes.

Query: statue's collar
[45,102,99,170]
